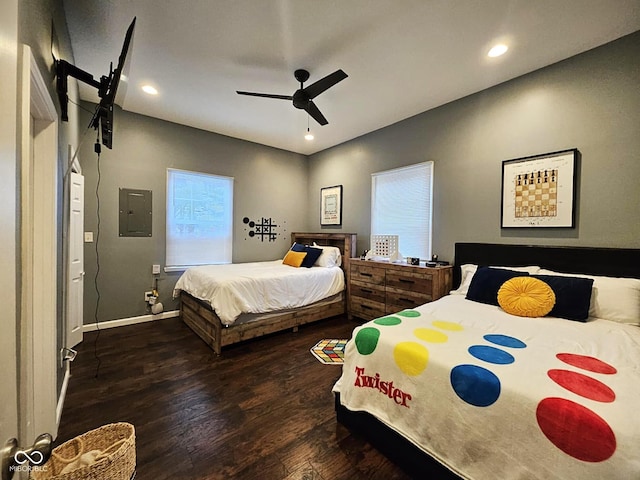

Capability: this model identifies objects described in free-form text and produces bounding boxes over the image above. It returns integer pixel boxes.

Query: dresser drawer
[351,263,385,286]
[350,296,386,321]
[351,279,386,304]
[386,288,431,313]
[386,270,433,294]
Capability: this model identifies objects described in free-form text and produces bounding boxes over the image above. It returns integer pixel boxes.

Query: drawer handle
[360,272,373,277]
[361,288,373,294]
[399,297,413,303]
[361,304,373,310]
[399,278,415,284]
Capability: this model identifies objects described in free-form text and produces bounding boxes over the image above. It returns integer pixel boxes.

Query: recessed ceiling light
[142,85,158,95]
[488,44,508,58]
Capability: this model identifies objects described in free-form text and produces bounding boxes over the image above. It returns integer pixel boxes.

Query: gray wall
[308,31,640,261]
[79,30,640,325]
[78,108,309,323]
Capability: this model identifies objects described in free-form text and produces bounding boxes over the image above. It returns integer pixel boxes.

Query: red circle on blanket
[536,397,616,462]
[556,353,617,374]
[548,369,615,403]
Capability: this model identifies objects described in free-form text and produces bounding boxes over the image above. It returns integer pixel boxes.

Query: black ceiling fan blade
[236,91,293,100]
[303,69,348,99]
[305,101,328,126]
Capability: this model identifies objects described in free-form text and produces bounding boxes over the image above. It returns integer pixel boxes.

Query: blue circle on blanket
[483,334,527,349]
[450,365,501,407]
[468,345,514,365]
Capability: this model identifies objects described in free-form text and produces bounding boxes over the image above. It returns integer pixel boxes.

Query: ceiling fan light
[305,128,314,141]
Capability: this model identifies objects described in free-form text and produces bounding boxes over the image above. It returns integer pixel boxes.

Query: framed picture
[501,149,578,228]
[320,185,343,226]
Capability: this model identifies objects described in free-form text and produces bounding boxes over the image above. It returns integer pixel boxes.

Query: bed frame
[180,232,357,354]
[335,242,640,479]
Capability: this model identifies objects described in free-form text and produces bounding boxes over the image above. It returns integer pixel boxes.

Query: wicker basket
[31,423,135,480]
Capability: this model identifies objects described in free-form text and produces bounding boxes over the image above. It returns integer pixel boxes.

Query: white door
[66,172,84,348]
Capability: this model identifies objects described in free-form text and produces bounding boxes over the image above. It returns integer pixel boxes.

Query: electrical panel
[119,188,152,237]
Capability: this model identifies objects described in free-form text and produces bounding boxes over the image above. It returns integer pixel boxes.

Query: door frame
[18,44,59,443]
[0,0,19,449]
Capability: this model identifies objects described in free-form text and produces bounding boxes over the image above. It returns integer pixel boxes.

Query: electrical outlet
[152,264,161,275]
[145,291,153,302]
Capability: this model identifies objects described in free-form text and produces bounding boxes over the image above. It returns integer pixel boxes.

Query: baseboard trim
[83,310,180,332]
[56,363,70,434]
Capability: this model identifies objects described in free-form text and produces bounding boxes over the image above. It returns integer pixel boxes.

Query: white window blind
[371,162,433,259]
[166,168,233,269]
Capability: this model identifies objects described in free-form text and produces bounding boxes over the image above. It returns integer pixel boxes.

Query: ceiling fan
[237,69,348,126]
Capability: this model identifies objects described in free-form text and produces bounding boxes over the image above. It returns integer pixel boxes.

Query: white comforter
[334,294,640,480]
[173,260,345,325]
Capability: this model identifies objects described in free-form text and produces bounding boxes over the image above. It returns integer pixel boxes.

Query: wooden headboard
[454,242,640,288]
[291,232,357,270]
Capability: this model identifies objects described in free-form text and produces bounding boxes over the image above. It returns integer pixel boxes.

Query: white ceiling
[62,0,640,155]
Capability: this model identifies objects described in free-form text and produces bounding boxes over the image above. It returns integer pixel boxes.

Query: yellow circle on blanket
[432,320,464,331]
[394,342,429,376]
[414,328,448,343]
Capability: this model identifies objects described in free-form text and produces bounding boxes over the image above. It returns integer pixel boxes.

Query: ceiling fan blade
[236,91,293,100]
[303,69,348,99]
[305,101,328,126]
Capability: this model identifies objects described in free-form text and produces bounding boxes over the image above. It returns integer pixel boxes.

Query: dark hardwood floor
[57,315,412,480]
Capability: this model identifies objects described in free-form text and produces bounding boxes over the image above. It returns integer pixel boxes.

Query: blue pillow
[532,275,594,322]
[291,242,306,253]
[290,243,323,268]
[301,246,323,267]
[466,267,529,306]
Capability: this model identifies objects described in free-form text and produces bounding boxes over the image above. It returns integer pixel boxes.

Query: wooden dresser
[348,259,453,321]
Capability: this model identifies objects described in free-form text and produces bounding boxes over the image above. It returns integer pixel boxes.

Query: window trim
[370,161,434,259]
[165,168,234,269]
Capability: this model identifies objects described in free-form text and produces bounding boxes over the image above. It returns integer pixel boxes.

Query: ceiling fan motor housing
[292,89,310,109]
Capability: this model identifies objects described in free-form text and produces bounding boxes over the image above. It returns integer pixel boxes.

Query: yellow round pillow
[497,277,556,318]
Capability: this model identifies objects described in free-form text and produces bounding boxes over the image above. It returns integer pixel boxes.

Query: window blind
[166,168,233,269]
[371,162,433,259]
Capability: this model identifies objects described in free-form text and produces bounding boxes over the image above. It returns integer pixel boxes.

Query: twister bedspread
[173,260,345,325]
[333,294,640,480]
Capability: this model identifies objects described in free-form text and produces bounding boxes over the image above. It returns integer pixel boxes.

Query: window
[371,162,433,259]
[166,168,233,269]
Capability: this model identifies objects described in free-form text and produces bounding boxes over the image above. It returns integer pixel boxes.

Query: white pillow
[450,264,541,295]
[312,243,342,268]
[539,269,640,325]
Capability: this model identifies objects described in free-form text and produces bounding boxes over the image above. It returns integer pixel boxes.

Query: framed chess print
[320,185,343,226]
[501,149,578,228]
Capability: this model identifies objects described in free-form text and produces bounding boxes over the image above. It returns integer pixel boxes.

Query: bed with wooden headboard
[334,242,640,480]
[176,232,356,354]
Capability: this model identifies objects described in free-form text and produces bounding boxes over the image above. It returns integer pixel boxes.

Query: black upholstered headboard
[453,243,640,288]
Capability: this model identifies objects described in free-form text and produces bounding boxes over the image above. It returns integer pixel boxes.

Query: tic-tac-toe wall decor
[243,216,281,242]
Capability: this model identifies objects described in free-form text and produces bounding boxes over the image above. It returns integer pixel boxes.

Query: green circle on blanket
[396,310,421,317]
[355,327,380,355]
[374,316,402,326]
